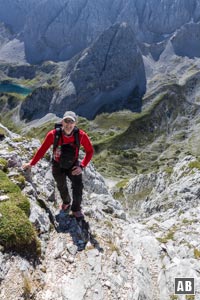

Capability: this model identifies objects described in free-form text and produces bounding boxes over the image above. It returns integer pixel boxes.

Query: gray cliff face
[171,22,200,58]
[132,0,196,42]
[20,87,55,121]
[52,22,146,119]
[20,23,146,120]
[0,0,42,32]
[24,0,113,63]
[0,22,11,47]
[19,0,200,63]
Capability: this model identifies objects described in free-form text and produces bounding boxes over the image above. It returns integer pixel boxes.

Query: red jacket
[30,128,94,168]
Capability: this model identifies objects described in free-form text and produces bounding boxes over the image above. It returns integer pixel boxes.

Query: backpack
[53,123,80,169]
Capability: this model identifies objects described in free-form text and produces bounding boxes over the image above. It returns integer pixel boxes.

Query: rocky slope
[0,113,200,299]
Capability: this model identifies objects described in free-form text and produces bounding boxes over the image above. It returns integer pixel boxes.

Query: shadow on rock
[55,211,104,252]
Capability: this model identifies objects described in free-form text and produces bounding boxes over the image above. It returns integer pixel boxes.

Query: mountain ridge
[0,0,200,63]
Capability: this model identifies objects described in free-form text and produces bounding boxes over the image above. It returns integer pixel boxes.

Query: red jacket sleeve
[30,130,54,166]
[79,130,94,168]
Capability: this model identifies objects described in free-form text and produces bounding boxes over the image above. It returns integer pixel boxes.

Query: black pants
[52,161,83,212]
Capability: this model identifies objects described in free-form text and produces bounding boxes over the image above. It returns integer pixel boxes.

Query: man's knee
[73,174,83,184]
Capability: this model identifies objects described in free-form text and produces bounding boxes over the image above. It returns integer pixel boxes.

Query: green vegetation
[20,75,43,88]
[1,76,199,184]
[0,158,8,172]
[104,220,114,229]
[0,202,40,255]
[185,296,195,300]
[107,239,120,255]
[11,174,26,189]
[157,226,178,243]
[0,108,22,134]
[188,160,200,170]
[116,178,129,189]
[170,295,178,300]
[0,170,41,256]
[164,166,173,175]
[194,248,200,259]
[22,274,32,299]
[0,170,30,215]
[0,126,6,135]
[25,121,55,141]
[89,85,185,177]
[147,223,160,233]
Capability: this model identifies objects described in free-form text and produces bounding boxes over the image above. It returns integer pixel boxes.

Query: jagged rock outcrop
[0,22,11,47]
[19,86,55,121]
[51,22,146,119]
[171,22,200,58]
[0,22,25,64]
[7,65,37,79]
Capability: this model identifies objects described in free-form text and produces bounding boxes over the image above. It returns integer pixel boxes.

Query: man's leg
[52,162,71,205]
[67,171,83,212]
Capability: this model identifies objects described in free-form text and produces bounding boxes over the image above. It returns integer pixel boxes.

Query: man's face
[62,118,76,135]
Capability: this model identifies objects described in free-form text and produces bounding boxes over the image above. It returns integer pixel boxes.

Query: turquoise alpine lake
[0,83,32,95]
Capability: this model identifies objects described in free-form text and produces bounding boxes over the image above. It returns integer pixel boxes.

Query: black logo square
[175,278,195,295]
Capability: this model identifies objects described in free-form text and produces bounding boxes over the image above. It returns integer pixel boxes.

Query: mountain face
[23,0,200,63]
[171,22,200,58]
[0,0,199,63]
[0,0,43,33]
[1,0,200,120]
[20,23,146,120]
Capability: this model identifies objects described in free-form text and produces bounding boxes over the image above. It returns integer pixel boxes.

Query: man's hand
[22,163,32,170]
[72,166,82,175]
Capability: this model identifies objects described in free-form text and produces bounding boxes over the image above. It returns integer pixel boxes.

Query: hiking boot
[72,210,84,219]
[60,203,71,212]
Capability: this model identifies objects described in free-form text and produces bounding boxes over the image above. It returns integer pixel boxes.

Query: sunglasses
[64,118,75,124]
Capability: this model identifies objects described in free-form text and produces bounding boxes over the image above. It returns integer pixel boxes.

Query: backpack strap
[53,123,62,151]
[53,124,80,151]
[73,127,80,149]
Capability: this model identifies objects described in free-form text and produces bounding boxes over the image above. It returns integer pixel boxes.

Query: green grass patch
[157,226,178,243]
[164,166,173,175]
[0,109,22,134]
[0,170,41,256]
[170,295,178,300]
[0,158,8,172]
[0,202,40,256]
[116,178,129,189]
[185,295,195,300]
[0,170,30,215]
[188,160,200,170]
[194,248,200,259]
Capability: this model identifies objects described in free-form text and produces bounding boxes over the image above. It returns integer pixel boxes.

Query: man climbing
[23,111,94,219]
